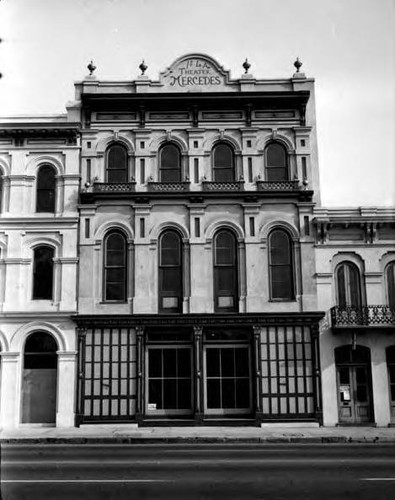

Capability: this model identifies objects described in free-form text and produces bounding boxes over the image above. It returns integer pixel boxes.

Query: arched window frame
[105,143,129,183]
[212,142,236,182]
[268,228,295,301]
[385,261,395,309]
[158,143,182,183]
[0,167,3,213]
[103,230,128,302]
[158,229,183,313]
[36,164,56,213]
[213,228,239,312]
[265,142,289,182]
[32,245,55,300]
[24,331,58,369]
[335,261,363,308]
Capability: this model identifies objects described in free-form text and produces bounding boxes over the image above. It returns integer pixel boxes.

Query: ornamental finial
[139,59,148,76]
[293,57,302,73]
[242,58,251,74]
[87,60,96,76]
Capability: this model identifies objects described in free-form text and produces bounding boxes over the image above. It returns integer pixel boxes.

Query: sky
[0,0,394,207]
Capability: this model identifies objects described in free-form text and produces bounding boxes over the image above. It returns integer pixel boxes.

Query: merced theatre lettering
[169,58,222,87]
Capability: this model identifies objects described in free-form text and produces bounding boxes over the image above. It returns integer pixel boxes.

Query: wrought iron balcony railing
[147,181,190,192]
[256,180,300,191]
[202,181,244,191]
[331,305,395,329]
[93,182,136,193]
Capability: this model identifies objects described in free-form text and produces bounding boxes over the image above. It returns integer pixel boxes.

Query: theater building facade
[73,54,324,426]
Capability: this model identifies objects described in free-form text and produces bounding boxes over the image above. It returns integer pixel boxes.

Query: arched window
[36,165,56,212]
[103,231,127,302]
[33,246,54,300]
[214,229,238,312]
[22,332,57,423]
[386,262,395,308]
[106,144,128,183]
[268,229,294,300]
[213,143,235,182]
[159,144,181,182]
[265,143,288,181]
[0,168,3,213]
[336,262,362,308]
[159,230,182,313]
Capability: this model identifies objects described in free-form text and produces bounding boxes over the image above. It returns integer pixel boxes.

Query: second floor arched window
[268,229,294,300]
[36,165,56,213]
[265,143,288,181]
[214,229,238,312]
[103,231,127,302]
[159,144,181,182]
[33,246,54,300]
[106,144,128,183]
[386,262,395,309]
[213,143,235,182]
[159,230,182,313]
[336,261,362,308]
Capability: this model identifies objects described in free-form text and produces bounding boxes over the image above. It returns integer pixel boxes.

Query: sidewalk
[2,424,395,444]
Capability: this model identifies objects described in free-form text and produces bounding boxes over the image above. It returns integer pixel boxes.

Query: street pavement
[1,443,395,499]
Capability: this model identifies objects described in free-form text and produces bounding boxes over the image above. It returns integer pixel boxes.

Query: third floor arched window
[336,261,362,308]
[36,165,56,213]
[106,144,128,183]
[265,143,288,181]
[213,143,235,182]
[159,144,181,182]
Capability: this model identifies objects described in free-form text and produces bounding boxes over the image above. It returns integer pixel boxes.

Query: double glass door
[337,364,372,424]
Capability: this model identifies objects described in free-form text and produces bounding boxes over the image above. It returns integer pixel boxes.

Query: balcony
[256,180,300,191]
[93,182,136,193]
[147,181,190,192]
[331,305,395,332]
[202,181,244,191]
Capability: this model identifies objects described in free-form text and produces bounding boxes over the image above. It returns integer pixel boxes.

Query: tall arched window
[36,165,56,212]
[336,262,362,308]
[213,143,235,182]
[214,229,238,312]
[103,231,127,301]
[22,332,58,423]
[106,144,128,183]
[265,143,288,181]
[159,230,182,313]
[0,168,3,213]
[159,144,181,182]
[33,246,54,300]
[386,262,395,308]
[268,229,294,300]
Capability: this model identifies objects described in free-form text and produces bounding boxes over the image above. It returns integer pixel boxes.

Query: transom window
[213,143,235,182]
[159,230,182,313]
[265,143,288,181]
[336,262,362,308]
[159,144,181,182]
[32,246,54,300]
[106,144,128,183]
[36,165,56,213]
[268,229,294,300]
[103,231,127,302]
[214,229,238,312]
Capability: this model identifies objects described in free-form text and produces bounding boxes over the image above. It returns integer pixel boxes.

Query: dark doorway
[22,332,57,423]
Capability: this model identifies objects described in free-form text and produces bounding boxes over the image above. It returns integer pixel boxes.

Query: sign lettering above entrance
[160,54,229,91]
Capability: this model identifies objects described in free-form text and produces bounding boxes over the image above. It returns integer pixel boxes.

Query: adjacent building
[0,54,393,428]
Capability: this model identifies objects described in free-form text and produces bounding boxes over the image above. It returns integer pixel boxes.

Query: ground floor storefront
[74,313,324,426]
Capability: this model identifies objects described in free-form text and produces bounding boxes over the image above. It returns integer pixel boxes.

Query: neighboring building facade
[0,117,80,428]
[314,208,395,426]
[0,54,393,429]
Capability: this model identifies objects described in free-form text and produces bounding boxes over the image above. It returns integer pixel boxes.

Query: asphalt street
[1,443,395,499]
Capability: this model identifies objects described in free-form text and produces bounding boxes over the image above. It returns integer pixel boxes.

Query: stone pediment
[159,53,232,91]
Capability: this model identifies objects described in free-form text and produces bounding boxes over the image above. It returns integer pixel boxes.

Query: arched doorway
[335,345,373,424]
[22,332,58,423]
